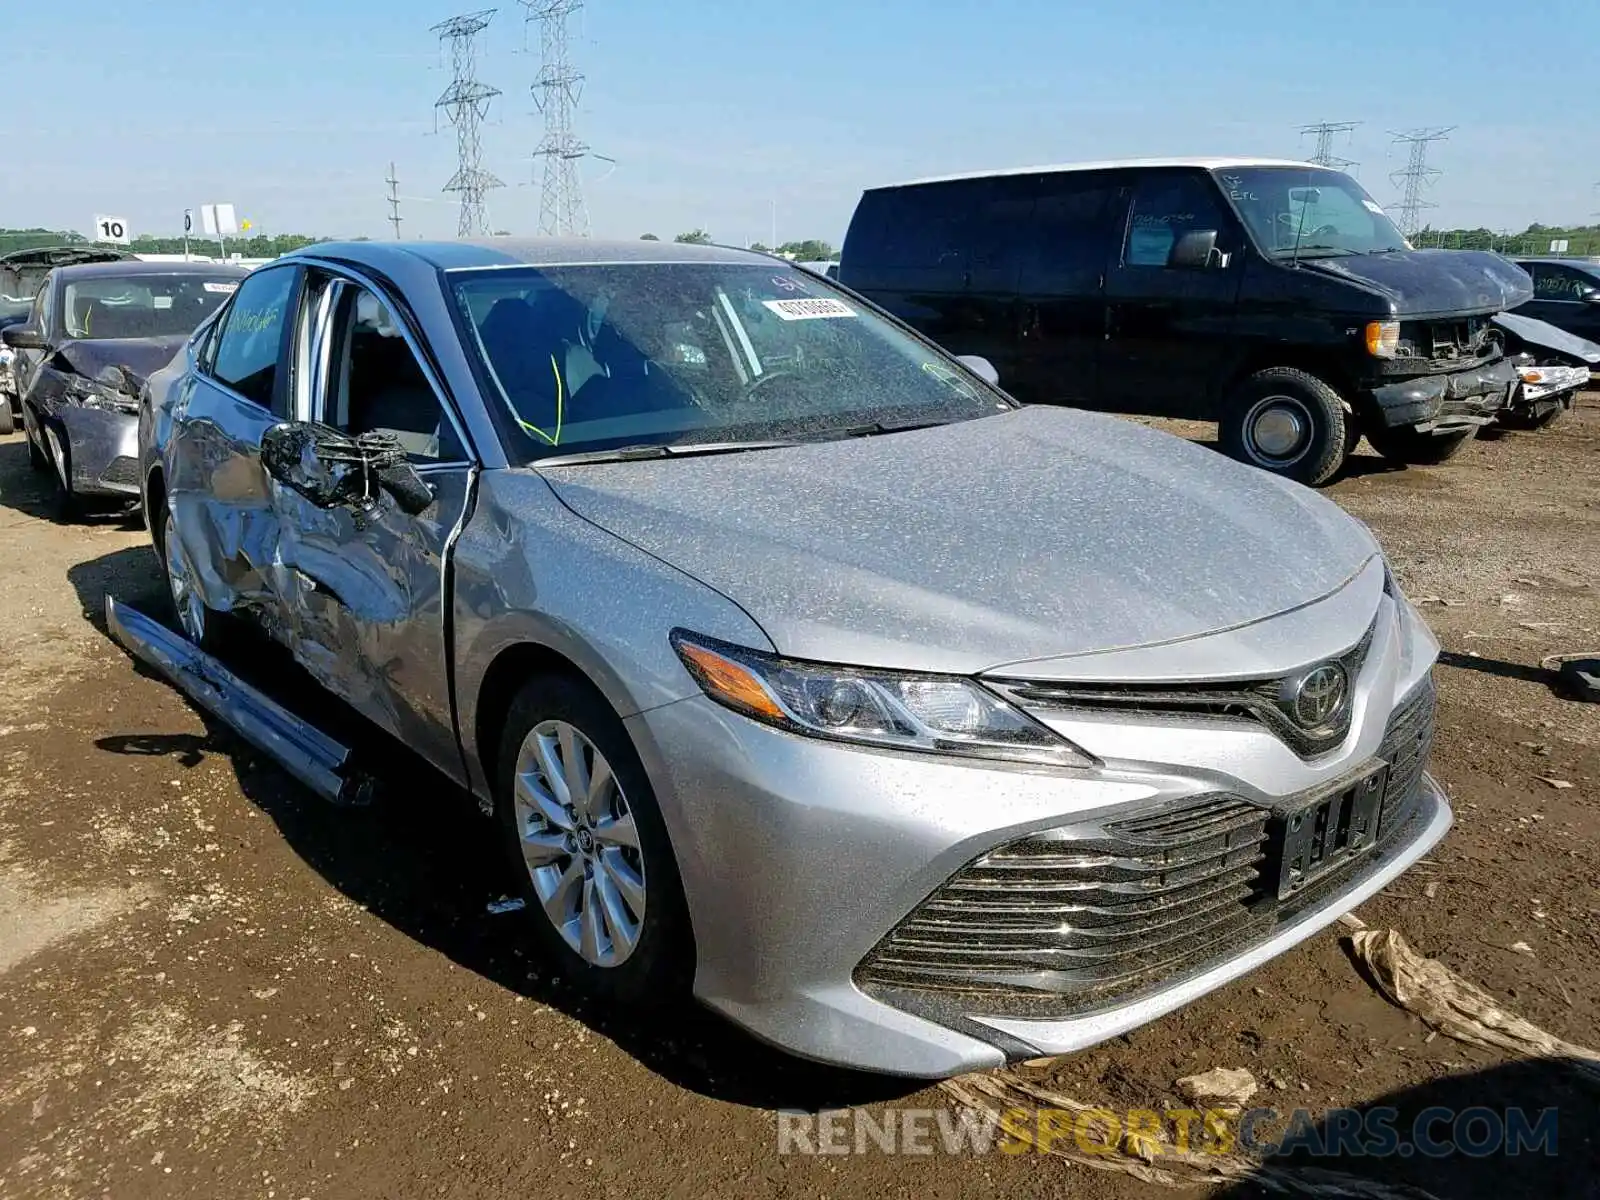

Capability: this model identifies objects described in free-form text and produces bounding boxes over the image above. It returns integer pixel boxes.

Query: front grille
[98,456,140,487]
[856,679,1439,1018]
[991,619,1377,759]
[1400,315,1493,362]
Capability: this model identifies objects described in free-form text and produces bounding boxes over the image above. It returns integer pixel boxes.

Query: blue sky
[5,0,1596,246]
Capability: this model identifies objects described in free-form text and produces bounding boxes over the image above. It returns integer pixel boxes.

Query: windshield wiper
[808,418,953,442]
[534,439,797,467]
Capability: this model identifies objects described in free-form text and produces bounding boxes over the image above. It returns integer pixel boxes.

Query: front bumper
[57,405,141,497]
[1367,357,1518,430]
[628,592,1447,1078]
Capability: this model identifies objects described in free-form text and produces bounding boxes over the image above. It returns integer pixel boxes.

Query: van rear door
[1101,169,1244,417]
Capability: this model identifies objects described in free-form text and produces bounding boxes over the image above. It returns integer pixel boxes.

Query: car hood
[55,336,187,390]
[540,407,1379,675]
[1494,311,1600,366]
[1303,249,1533,318]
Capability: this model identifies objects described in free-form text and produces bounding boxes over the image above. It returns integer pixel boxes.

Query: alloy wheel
[512,719,647,967]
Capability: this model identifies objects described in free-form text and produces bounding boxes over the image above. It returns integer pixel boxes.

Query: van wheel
[1220,368,1348,487]
[495,674,692,1008]
[1366,425,1473,466]
[0,400,13,435]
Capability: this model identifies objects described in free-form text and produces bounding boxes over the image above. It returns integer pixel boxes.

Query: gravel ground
[0,401,1596,1200]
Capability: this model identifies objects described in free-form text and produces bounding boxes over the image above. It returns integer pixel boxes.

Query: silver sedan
[136,239,1448,1078]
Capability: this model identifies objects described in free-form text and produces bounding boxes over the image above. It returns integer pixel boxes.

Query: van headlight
[1364,320,1401,359]
[670,630,1095,767]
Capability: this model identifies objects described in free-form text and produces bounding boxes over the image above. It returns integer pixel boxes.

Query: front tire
[1219,367,1349,487]
[1366,424,1474,466]
[0,399,13,435]
[42,423,78,516]
[495,674,691,1007]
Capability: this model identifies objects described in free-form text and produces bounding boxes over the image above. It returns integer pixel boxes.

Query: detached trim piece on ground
[104,596,374,807]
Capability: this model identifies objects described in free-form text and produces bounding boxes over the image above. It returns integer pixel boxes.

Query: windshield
[450,262,1010,463]
[60,273,241,340]
[1214,167,1409,258]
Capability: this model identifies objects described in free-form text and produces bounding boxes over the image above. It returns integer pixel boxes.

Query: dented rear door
[166,264,302,616]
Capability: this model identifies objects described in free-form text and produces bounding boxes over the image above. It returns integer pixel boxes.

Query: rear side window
[208,266,296,408]
[1124,172,1228,267]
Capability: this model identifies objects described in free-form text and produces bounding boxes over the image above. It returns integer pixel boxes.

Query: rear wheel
[495,674,691,1007]
[1366,424,1474,466]
[1219,367,1349,487]
[0,399,13,435]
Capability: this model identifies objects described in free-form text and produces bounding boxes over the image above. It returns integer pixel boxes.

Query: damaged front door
[270,271,476,783]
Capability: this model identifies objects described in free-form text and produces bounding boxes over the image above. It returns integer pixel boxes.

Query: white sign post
[92,215,132,246]
[199,203,239,258]
[1550,238,1570,254]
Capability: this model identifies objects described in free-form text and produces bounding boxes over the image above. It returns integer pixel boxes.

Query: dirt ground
[1,403,1597,1200]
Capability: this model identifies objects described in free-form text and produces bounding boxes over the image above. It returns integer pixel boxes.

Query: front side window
[322,286,464,462]
[1124,173,1229,267]
[209,266,296,407]
[1217,167,1409,258]
[61,273,240,340]
[451,262,1010,463]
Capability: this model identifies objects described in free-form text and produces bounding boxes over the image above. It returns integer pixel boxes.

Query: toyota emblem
[1292,664,1349,729]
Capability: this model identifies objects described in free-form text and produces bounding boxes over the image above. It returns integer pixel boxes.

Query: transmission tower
[1389,127,1455,240]
[386,163,403,239]
[522,0,590,236]
[432,10,505,238]
[1299,121,1360,171]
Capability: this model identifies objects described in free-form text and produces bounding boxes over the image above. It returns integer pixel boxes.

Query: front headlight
[670,630,1095,767]
[65,375,137,414]
[1364,320,1401,359]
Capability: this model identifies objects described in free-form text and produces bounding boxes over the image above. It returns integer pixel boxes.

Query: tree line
[641,231,839,261]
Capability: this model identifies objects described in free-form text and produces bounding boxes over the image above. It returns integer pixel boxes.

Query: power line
[1298,121,1360,171]
[432,10,505,238]
[1389,127,1455,240]
[386,162,403,239]
[522,0,590,237]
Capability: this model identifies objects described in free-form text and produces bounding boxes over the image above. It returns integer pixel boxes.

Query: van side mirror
[1,324,46,351]
[955,355,1000,386]
[1169,230,1227,271]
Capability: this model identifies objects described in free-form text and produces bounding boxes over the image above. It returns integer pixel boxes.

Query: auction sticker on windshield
[761,297,856,321]
[203,281,240,294]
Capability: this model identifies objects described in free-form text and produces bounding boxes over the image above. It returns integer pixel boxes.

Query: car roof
[299,238,775,273]
[49,260,251,281]
[876,157,1332,190]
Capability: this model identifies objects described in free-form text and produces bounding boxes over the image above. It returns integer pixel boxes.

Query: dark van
[839,158,1533,485]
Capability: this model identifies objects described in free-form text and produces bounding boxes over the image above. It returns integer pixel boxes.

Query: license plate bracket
[1273,766,1388,901]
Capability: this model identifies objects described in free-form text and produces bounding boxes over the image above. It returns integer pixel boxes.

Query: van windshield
[1213,167,1409,258]
[451,261,1011,464]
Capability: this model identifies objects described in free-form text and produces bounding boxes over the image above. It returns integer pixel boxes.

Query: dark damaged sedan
[3,261,247,511]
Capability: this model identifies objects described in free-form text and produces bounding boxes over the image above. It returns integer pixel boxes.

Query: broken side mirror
[1,324,47,351]
[262,422,436,517]
[1169,230,1228,271]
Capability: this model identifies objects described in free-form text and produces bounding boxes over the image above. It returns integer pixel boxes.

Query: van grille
[855,679,1437,1016]
[1400,315,1493,362]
